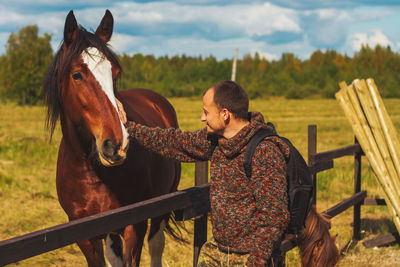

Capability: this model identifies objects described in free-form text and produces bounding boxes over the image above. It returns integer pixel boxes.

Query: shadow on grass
[360,217,397,235]
[340,217,399,256]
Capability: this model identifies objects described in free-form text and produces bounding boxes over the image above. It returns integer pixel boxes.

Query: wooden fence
[0,124,392,266]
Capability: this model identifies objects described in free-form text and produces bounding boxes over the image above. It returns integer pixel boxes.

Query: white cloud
[368,30,392,46]
[35,14,65,35]
[349,30,393,51]
[3,0,67,5]
[300,7,395,50]
[108,33,147,54]
[0,1,399,59]
[301,8,352,48]
[0,7,25,26]
[0,5,64,35]
[110,35,280,60]
[231,3,301,36]
[111,2,301,38]
[257,51,278,61]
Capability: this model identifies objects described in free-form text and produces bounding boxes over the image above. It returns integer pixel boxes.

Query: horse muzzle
[98,138,128,167]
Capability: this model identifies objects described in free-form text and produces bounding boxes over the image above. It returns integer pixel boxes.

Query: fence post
[193,161,208,267]
[353,137,362,240]
[308,125,317,205]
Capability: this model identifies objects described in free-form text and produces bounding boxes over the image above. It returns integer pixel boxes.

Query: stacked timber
[335,79,400,233]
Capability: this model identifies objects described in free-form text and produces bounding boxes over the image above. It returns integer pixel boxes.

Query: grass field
[1,97,400,266]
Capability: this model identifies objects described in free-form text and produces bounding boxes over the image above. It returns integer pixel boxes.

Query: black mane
[43,26,121,139]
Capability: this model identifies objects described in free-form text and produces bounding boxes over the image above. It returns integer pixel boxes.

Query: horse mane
[297,205,340,267]
[43,26,122,140]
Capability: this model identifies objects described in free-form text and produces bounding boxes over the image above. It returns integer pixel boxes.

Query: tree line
[1,25,399,105]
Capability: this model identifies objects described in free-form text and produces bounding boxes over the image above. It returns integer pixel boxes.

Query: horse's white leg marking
[148,220,166,267]
[81,47,129,149]
[105,234,124,267]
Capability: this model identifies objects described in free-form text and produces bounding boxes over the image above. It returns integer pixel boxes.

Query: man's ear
[221,108,230,121]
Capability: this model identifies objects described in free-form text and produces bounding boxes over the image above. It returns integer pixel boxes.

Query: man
[118,81,290,266]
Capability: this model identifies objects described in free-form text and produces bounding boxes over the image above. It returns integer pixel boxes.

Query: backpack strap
[208,133,219,155]
[244,124,277,179]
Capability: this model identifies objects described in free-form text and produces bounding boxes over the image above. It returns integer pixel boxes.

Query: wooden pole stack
[335,79,400,233]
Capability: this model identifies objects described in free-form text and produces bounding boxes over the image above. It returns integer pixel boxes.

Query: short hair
[204,81,249,121]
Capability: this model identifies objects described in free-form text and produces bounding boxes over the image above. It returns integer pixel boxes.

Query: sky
[0,0,399,60]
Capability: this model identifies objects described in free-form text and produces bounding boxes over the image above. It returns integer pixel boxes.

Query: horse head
[44,10,129,167]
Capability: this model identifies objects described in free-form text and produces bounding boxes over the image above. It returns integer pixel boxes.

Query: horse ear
[64,10,78,47]
[95,10,114,43]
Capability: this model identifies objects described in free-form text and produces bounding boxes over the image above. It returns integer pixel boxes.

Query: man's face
[201,88,226,135]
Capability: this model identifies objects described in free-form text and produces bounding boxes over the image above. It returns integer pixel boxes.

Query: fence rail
[0,184,210,266]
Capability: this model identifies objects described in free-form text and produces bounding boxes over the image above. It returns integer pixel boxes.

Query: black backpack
[244,123,313,236]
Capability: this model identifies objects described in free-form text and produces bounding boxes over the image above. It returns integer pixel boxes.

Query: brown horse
[43,10,180,267]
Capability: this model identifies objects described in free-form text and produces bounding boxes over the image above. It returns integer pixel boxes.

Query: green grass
[1,97,400,266]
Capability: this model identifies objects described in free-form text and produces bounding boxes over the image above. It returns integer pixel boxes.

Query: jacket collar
[215,112,271,158]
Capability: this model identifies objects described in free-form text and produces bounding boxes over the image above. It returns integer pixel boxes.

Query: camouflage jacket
[126,112,290,266]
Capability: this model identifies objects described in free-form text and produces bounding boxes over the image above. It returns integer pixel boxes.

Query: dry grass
[1,97,400,266]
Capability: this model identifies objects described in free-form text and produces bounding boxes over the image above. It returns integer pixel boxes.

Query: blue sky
[0,0,399,60]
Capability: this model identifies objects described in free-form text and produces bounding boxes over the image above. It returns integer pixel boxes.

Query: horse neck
[60,115,93,161]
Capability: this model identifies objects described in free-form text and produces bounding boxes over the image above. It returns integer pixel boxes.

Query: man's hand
[116,98,127,125]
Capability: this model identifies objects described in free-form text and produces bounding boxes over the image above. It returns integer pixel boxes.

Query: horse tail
[297,205,339,267]
[163,160,188,243]
[163,212,188,244]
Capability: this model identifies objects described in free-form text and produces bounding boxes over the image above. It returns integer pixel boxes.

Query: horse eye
[72,72,83,81]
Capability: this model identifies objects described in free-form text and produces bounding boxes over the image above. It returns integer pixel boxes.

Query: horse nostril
[101,138,125,165]
[102,139,117,158]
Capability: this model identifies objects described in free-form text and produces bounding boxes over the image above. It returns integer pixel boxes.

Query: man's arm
[117,98,214,162]
[246,139,290,266]
[126,121,213,162]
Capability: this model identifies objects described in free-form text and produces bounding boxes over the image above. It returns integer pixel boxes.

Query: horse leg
[105,233,124,267]
[122,222,147,267]
[148,217,166,267]
[77,238,106,267]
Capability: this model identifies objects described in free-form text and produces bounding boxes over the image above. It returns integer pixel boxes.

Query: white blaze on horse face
[81,47,129,151]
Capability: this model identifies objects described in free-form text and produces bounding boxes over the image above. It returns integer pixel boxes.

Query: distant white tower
[231,47,238,81]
